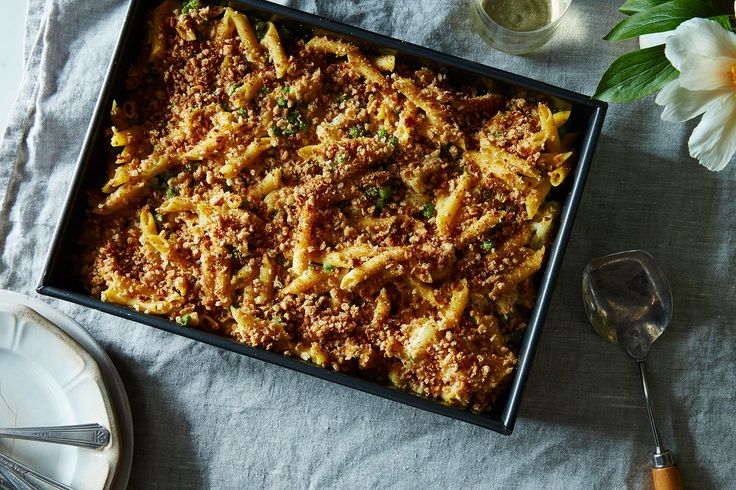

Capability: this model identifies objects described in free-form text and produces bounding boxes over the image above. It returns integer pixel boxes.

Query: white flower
[655,18,736,171]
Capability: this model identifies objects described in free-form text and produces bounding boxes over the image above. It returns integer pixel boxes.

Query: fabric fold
[0,1,733,488]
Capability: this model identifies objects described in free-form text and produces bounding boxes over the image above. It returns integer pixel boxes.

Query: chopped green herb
[348,125,366,138]
[322,263,335,273]
[179,314,192,326]
[231,248,245,261]
[481,239,495,251]
[254,21,268,41]
[185,160,199,172]
[220,100,229,111]
[154,213,164,223]
[273,315,284,323]
[277,26,294,44]
[181,0,200,14]
[260,85,272,95]
[421,202,435,219]
[127,117,144,126]
[160,170,175,183]
[367,186,393,209]
[165,186,178,199]
[335,154,349,165]
[388,136,399,147]
[337,94,349,103]
[276,97,288,108]
[271,124,283,137]
[282,86,291,93]
[229,84,241,95]
[276,110,306,135]
[493,131,505,138]
[237,107,247,117]
[507,330,524,344]
[376,127,388,140]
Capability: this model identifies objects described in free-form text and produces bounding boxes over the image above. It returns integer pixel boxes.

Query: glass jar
[472,0,573,55]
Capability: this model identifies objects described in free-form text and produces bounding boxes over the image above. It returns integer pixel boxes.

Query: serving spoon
[582,250,683,490]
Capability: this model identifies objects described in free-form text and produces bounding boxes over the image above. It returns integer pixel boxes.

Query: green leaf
[255,21,268,41]
[711,14,732,30]
[605,0,723,41]
[619,0,669,15]
[593,45,678,102]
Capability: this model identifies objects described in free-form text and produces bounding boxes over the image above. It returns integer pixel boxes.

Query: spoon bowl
[582,250,673,361]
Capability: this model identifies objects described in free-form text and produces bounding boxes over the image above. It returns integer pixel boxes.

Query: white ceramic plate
[0,291,133,489]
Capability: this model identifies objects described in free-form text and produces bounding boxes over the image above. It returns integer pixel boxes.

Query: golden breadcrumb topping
[80,1,575,412]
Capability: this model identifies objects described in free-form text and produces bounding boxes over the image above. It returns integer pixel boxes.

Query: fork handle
[0,452,73,490]
[0,424,110,450]
[0,460,35,490]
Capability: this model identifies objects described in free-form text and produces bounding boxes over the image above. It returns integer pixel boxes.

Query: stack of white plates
[0,290,133,489]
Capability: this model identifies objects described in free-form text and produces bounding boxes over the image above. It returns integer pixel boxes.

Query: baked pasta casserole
[81,0,577,411]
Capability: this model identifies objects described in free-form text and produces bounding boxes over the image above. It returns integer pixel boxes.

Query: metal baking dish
[37,0,607,435]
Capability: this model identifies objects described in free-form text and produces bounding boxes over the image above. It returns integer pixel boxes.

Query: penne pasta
[82,1,577,413]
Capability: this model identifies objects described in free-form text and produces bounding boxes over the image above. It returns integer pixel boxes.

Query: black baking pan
[37,0,607,435]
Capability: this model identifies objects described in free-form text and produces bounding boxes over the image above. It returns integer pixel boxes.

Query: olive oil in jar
[480,0,552,32]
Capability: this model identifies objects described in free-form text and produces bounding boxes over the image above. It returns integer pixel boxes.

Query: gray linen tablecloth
[1,0,734,488]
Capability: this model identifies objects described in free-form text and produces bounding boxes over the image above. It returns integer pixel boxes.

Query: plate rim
[0,290,133,490]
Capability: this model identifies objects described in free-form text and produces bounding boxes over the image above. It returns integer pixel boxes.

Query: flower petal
[678,56,735,92]
[655,80,727,122]
[688,95,736,171]
[666,19,736,71]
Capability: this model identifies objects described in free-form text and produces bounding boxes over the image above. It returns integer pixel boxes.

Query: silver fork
[0,473,16,490]
[0,424,109,450]
[0,452,73,490]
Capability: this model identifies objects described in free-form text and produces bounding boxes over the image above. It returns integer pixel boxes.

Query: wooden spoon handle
[652,465,683,490]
